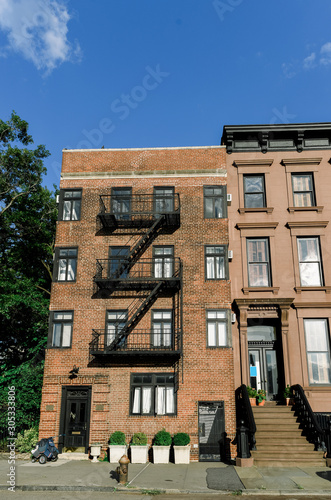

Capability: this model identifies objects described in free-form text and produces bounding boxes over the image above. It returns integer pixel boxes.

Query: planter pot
[257,399,265,406]
[108,444,128,463]
[285,397,290,406]
[152,445,170,464]
[90,445,102,463]
[174,445,191,464]
[130,445,149,464]
[249,397,256,406]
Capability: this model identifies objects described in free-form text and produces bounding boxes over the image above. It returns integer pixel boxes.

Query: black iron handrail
[94,258,182,281]
[99,193,180,216]
[291,384,327,453]
[90,328,182,354]
[235,384,256,455]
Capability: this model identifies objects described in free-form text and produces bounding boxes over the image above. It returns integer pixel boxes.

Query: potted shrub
[173,433,190,464]
[257,389,266,406]
[90,443,102,463]
[130,432,149,464]
[246,386,258,406]
[284,384,292,406]
[108,431,127,463]
[152,429,171,464]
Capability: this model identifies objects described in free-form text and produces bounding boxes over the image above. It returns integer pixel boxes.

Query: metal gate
[198,401,225,461]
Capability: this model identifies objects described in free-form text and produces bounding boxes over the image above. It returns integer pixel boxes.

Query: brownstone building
[222,123,331,413]
[39,146,237,461]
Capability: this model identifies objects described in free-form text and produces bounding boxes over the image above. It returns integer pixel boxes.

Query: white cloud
[0,0,81,74]
[320,42,331,66]
[303,52,316,70]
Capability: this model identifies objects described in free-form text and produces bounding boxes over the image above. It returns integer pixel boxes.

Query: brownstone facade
[223,123,331,413]
[39,146,237,461]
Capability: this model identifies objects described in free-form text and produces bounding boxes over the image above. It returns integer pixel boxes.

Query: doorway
[59,386,91,453]
[198,401,225,461]
[247,321,284,400]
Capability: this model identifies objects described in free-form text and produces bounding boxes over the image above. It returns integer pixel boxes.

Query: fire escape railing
[94,258,182,287]
[90,327,182,355]
[291,384,327,453]
[98,193,180,229]
[235,384,256,457]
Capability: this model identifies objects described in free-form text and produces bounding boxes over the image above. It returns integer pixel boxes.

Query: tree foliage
[0,112,57,431]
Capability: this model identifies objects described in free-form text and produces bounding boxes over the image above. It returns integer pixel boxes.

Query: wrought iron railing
[99,193,180,217]
[291,384,327,453]
[90,328,182,355]
[94,258,182,282]
[235,384,256,457]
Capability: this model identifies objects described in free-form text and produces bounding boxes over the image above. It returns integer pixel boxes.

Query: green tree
[0,112,57,431]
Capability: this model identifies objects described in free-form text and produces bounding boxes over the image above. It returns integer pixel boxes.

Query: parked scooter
[31,436,59,464]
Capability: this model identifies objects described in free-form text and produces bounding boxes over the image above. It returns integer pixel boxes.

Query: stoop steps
[251,402,326,467]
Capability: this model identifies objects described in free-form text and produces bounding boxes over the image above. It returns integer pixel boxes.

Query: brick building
[222,123,331,412]
[39,146,237,461]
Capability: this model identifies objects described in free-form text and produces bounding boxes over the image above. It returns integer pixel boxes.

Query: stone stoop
[251,402,326,467]
[59,452,89,460]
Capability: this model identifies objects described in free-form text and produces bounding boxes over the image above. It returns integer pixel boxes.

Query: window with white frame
[59,190,82,221]
[297,237,323,286]
[50,311,73,347]
[111,187,131,220]
[106,310,127,346]
[151,310,173,347]
[54,248,77,281]
[154,187,174,214]
[153,246,174,278]
[292,173,315,207]
[206,310,228,347]
[205,245,227,280]
[130,373,176,415]
[247,238,271,287]
[304,319,331,384]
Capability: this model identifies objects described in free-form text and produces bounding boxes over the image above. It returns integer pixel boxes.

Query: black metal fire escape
[90,192,182,358]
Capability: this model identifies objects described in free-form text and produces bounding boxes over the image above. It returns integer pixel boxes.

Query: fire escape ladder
[112,215,166,279]
[107,281,164,351]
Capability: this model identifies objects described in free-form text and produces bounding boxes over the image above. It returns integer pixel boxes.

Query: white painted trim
[62,145,225,153]
[61,169,227,180]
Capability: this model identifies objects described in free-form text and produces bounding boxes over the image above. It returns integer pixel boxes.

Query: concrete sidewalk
[1,455,331,495]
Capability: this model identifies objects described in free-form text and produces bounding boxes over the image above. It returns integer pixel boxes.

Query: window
[109,246,130,278]
[292,174,315,207]
[152,310,173,347]
[205,245,227,280]
[131,373,175,415]
[204,186,226,218]
[247,238,271,287]
[206,310,228,347]
[304,319,331,384]
[59,190,82,221]
[154,187,174,214]
[54,248,77,282]
[297,237,323,286]
[50,311,73,347]
[153,246,174,278]
[243,175,266,208]
[111,188,131,220]
[106,310,127,346]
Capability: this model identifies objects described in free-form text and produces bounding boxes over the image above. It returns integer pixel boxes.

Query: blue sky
[1,0,331,189]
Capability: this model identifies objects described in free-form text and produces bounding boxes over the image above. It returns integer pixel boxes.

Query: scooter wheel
[39,455,47,464]
[31,457,37,463]
[51,455,58,462]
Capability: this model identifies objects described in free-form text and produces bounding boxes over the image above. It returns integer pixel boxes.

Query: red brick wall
[39,146,237,460]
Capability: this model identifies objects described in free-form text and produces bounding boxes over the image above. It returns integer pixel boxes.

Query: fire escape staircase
[91,192,182,358]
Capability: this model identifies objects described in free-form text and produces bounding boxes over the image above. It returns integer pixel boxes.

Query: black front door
[198,401,225,462]
[59,386,91,453]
